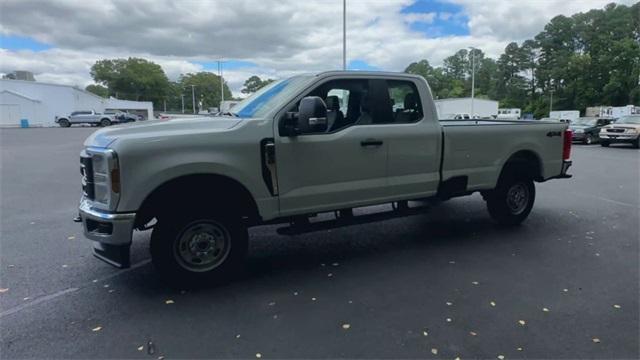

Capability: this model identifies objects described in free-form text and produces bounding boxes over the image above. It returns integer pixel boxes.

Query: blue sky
[401,0,469,37]
[0,34,51,51]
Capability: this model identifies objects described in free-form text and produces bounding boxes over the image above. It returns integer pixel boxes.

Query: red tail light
[563,129,572,160]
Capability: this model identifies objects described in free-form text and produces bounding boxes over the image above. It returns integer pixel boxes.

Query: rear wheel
[486,171,536,226]
[600,141,610,147]
[58,119,70,128]
[100,118,112,127]
[150,211,248,287]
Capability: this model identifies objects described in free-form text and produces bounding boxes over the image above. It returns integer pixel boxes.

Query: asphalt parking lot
[1,127,638,359]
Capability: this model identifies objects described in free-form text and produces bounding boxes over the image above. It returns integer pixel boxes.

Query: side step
[276,201,435,236]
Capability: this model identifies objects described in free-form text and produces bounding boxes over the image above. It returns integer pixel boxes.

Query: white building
[434,97,499,119]
[497,108,521,119]
[586,105,640,118]
[0,79,153,127]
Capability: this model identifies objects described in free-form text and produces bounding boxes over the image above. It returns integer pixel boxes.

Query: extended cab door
[382,79,442,198]
[274,78,392,216]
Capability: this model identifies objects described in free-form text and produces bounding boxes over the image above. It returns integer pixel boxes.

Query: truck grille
[80,154,95,200]
[606,128,625,133]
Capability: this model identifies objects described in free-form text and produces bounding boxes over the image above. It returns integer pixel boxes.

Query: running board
[276,201,435,236]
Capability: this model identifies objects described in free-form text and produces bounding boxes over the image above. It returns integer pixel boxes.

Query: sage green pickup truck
[77,71,573,285]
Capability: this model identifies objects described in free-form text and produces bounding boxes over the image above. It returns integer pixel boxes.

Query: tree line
[86,58,276,113]
[405,2,639,118]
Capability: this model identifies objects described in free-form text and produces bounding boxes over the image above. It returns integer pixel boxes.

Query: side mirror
[298,96,328,133]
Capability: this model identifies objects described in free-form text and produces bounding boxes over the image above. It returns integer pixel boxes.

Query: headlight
[627,128,638,134]
[574,129,584,134]
[86,147,120,211]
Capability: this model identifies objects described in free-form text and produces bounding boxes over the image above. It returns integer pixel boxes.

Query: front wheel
[600,141,610,147]
[584,134,594,145]
[486,176,536,226]
[150,212,248,287]
[633,138,640,149]
[58,119,70,127]
[100,118,112,127]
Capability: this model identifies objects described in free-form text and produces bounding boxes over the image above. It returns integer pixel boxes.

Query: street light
[191,85,196,114]
[218,59,226,111]
[343,0,346,70]
[468,47,476,118]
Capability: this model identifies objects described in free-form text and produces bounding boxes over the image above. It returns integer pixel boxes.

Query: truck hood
[84,117,243,148]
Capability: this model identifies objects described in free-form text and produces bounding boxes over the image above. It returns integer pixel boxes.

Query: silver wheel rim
[586,136,592,144]
[506,182,529,215]
[173,220,231,272]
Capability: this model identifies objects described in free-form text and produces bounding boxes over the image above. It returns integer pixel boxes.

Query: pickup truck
[77,71,573,285]
[55,110,117,127]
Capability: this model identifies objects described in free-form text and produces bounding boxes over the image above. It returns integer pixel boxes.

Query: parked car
[55,110,117,127]
[570,117,613,144]
[599,115,640,148]
[76,71,572,284]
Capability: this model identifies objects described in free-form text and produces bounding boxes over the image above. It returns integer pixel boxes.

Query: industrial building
[585,105,640,118]
[0,79,153,127]
[434,97,499,119]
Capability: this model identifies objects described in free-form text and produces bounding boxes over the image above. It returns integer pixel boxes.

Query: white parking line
[0,259,152,319]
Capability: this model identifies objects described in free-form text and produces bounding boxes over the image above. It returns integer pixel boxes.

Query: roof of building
[0,89,41,102]
[0,78,105,101]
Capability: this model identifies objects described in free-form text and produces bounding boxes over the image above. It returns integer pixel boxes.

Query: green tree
[241,75,275,94]
[85,84,109,98]
[179,72,232,113]
[90,58,171,108]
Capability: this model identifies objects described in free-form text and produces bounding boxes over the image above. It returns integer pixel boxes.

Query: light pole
[468,47,476,118]
[343,0,346,70]
[218,59,225,111]
[191,85,196,114]
[181,94,185,113]
[549,89,555,116]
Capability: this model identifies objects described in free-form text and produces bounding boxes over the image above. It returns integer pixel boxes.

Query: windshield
[571,118,597,126]
[232,75,313,118]
[616,115,640,124]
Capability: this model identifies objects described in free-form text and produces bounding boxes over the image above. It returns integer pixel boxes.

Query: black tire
[584,134,594,145]
[485,170,536,226]
[600,141,610,147]
[150,211,248,287]
[100,118,112,127]
[58,119,70,128]
[633,138,640,149]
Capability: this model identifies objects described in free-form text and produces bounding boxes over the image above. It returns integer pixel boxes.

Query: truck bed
[439,119,568,192]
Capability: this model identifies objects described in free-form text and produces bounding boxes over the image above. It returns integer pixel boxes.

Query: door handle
[360,139,384,147]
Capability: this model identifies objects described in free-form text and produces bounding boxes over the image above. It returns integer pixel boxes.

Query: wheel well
[101,117,111,122]
[500,150,543,182]
[135,174,260,228]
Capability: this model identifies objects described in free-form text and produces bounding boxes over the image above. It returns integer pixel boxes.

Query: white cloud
[448,0,637,41]
[1,0,633,97]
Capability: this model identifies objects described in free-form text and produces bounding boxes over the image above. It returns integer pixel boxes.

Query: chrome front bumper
[79,199,136,268]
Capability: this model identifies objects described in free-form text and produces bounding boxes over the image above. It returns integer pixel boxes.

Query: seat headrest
[326,95,340,111]
[404,93,418,110]
[361,93,371,113]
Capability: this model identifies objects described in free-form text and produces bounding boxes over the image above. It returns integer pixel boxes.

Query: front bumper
[572,132,586,141]
[79,198,136,268]
[599,133,638,142]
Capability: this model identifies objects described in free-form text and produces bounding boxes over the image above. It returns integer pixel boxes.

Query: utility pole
[343,0,346,70]
[549,89,555,116]
[218,59,225,111]
[191,85,196,114]
[163,99,166,112]
[468,47,476,118]
[181,94,185,113]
